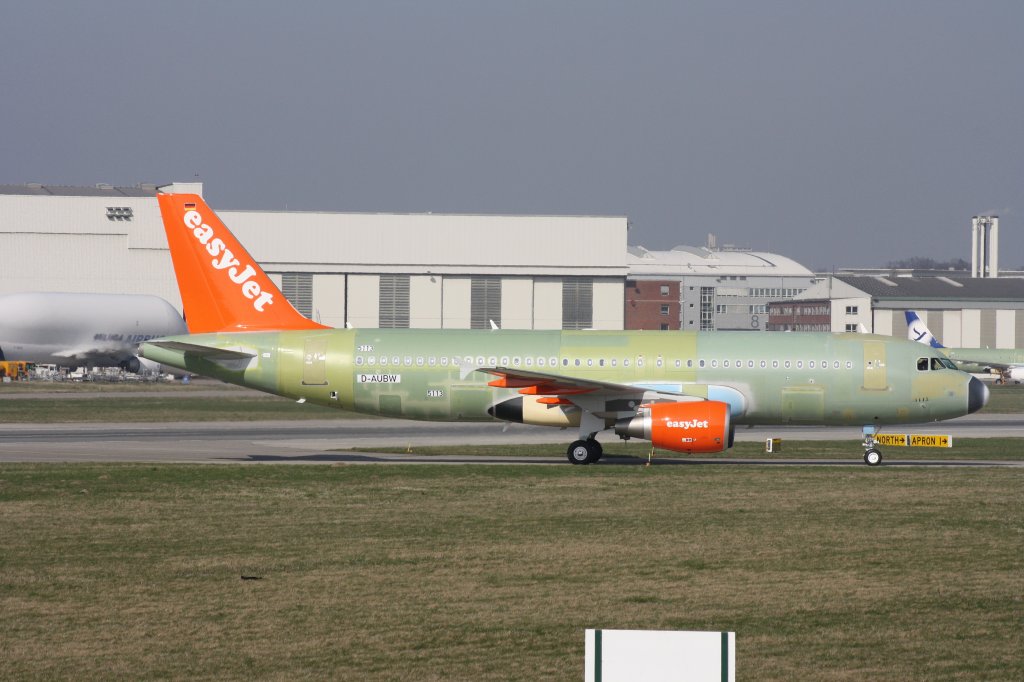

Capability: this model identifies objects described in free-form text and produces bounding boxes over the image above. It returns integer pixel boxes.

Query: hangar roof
[796,275,1024,304]
[837,275,1024,301]
[627,244,813,277]
[0,183,158,197]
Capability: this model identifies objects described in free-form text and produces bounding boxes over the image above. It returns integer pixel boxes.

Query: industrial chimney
[971,216,999,278]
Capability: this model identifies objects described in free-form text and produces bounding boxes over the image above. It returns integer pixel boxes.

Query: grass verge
[1,463,1020,680]
[345,438,1024,461]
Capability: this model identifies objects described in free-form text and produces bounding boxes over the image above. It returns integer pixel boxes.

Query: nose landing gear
[862,425,883,466]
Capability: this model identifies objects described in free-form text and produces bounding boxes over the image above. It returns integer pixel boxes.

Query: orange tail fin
[157,193,328,333]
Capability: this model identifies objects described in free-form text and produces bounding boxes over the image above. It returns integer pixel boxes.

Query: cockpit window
[931,357,945,370]
[940,358,957,370]
[917,358,929,371]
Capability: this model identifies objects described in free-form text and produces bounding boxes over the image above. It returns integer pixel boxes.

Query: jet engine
[1006,367,1024,384]
[614,400,733,454]
[120,355,163,375]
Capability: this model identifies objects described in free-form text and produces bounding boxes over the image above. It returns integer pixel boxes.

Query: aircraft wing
[144,340,256,361]
[476,366,696,399]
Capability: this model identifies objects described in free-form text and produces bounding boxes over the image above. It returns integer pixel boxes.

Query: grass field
[1,463,1020,680]
[349,437,1024,462]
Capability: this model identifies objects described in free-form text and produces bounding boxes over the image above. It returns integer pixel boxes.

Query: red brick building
[625,279,680,330]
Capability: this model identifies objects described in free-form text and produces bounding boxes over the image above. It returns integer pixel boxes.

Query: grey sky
[2,1,1021,269]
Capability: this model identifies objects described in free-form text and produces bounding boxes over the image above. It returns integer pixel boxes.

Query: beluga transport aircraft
[141,192,989,466]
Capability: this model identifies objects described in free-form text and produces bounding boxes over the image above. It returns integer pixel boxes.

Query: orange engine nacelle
[614,400,733,454]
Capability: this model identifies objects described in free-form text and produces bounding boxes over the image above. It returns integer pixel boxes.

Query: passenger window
[772,360,779,369]
[624,359,630,367]
[784,360,791,369]
[441,357,449,366]
[711,360,718,368]
[723,360,729,368]
[587,358,593,367]
[355,356,364,365]
[747,360,754,368]
[538,357,546,367]
[687,359,694,368]
[698,359,705,368]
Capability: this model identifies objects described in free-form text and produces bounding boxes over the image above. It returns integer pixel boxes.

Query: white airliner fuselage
[0,292,187,371]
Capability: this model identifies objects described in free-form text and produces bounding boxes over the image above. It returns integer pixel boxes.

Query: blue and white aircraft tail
[905,311,945,349]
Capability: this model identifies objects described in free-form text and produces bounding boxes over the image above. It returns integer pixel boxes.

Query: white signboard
[585,629,735,682]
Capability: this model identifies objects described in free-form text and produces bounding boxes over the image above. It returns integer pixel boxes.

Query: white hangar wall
[0,183,627,331]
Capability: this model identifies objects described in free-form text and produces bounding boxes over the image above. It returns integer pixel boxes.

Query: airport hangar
[0,182,823,334]
[0,182,627,331]
[767,275,1024,347]
[7,182,1014,344]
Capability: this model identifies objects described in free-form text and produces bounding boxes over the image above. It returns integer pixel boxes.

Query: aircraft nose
[967,376,989,414]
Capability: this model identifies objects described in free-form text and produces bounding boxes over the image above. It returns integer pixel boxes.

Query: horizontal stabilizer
[145,340,256,361]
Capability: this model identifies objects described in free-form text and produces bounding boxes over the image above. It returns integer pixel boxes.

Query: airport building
[0,183,627,330]
[7,182,1016,345]
[625,244,819,331]
[767,275,1024,347]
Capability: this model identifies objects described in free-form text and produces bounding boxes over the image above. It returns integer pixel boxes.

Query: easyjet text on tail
[157,193,327,333]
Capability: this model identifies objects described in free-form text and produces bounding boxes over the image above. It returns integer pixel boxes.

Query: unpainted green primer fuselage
[142,330,978,429]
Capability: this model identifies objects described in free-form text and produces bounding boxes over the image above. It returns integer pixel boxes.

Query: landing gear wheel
[567,439,601,465]
[591,440,603,462]
[864,448,882,466]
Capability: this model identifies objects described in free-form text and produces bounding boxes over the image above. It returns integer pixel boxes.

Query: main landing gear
[862,425,883,466]
[567,439,603,465]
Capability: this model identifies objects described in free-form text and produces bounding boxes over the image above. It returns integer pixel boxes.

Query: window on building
[660,285,670,296]
[660,323,669,330]
[281,272,314,318]
[845,323,858,333]
[562,278,593,330]
[661,304,670,315]
[379,274,410,328]
[699,287,715,331]
[471,277,502,329]
[845,305,859,315]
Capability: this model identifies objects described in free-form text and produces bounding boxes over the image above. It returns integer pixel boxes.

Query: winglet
[905,310,944,349]
[157,193,328,333]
